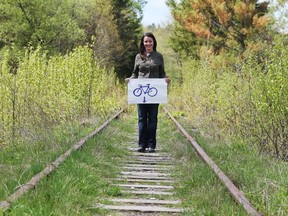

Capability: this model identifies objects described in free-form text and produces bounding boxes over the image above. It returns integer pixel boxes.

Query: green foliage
[0,45,124,147]
[0,0,144,77]
[0,0,85,54]
[83,1,124,73]
[161,0,288,162]
[110,0,144,78]
[169,34,288,160]
[4,108,130,215]
[168,23,201,60]
[248,35,288,159]
[166,0,203,59]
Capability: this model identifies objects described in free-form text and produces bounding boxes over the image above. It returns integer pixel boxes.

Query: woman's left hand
[165,77,171,85]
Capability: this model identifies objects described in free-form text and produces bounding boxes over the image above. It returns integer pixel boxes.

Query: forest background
[1,0,287,160]
[0,0,287,214]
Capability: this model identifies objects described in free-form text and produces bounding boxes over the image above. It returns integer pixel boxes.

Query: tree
[76,0,124,70]
[0,0,134,74]
[0,0,146,78]
[111,0,145,78]
[0,0,85,54]
[167,0,270,55]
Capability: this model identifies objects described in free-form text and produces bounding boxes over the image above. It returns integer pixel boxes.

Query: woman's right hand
[125,78,130,84]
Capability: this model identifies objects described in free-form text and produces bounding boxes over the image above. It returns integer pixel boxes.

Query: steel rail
[164,107,263,216]
[0,108,125,210]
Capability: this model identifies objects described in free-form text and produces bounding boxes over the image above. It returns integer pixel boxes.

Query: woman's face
[143,36,154,53]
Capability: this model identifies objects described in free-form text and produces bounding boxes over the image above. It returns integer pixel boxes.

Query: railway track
[98,140,183,215]
[0,107,262,215]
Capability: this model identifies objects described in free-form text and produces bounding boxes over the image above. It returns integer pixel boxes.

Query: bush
[169,35,288,160]
[0,45,124,147]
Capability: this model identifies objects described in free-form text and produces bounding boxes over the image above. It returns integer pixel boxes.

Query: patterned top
[130,51,167,79]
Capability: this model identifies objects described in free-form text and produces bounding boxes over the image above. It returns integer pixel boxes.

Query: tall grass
[157,109,247,215]
[165,33,288,215]
[4,110,133,215]
[0,44,125,211]
[2,107,249,215]
[168,34,288,160]
[0,45,125,148]
[2,106,286,215]
[0,115,101,201]
[170,118,288,215]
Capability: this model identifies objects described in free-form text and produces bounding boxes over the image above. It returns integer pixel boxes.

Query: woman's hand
[165,77,171,85]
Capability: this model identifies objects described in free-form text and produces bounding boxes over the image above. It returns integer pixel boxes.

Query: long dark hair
[139,32,157,56]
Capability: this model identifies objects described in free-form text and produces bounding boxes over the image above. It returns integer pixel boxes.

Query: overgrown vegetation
[168,35,288,160]
[0,0,287,214]
[0,0,143,148]
[0,0,144,77]
[164,0,288,160]
[164,112,288,215]
[0,118,94,202]
[0,0,139,211]
[2,111,132,215]
[0,45,124,147]
[1,105,287,215]
[0,108,249,215]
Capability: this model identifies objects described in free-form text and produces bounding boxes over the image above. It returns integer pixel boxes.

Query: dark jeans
[137,104,159,149]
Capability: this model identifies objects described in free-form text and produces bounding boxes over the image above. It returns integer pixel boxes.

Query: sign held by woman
[128,78,167,104]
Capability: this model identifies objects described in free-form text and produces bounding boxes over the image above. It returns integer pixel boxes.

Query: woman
[126,32,170,153]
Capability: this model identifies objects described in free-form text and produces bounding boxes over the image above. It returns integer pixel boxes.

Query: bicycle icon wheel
[147,87,158,97]
[133,87,143,97]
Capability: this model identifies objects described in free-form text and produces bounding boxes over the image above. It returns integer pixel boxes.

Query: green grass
[199,139,288,215]
[4,110,134,215]
[0,122,93,201]
[158,108,247,215]
[167,110,288,216]
[1,106,286,215]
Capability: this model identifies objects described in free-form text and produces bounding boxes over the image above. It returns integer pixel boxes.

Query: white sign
[128,79,167,104]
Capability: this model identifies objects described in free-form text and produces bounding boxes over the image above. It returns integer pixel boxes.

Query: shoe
[137,147,145,152]
[148,148,155,153]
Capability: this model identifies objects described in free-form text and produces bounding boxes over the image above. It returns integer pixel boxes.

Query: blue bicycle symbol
[133,84,158,97]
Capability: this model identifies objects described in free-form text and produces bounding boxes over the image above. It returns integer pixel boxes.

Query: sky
[141,0,173,26]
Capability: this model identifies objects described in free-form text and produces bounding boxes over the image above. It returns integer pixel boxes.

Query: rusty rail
[164,107,262,216]
[0,108,125,210]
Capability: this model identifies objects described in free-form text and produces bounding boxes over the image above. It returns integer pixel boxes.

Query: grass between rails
[3,110,134,216]
[0,112,124,214]
[158,106,247,216]
[2,106,285,215]
[167,109,288,216]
